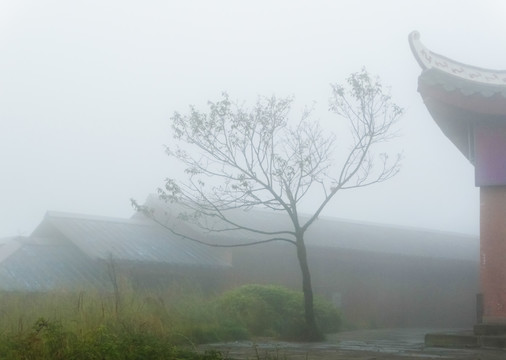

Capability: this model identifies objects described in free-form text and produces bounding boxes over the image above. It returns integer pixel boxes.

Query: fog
[2,0,505,238]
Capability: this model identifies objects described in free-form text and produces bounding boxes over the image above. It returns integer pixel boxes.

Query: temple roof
[409,31,506,115]
[409,31,506,163]
[409,31,506,93]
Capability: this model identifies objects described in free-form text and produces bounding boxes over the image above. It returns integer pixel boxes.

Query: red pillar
[480,186,506,323]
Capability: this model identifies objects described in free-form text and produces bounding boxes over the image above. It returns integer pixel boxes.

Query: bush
[215,284,341,340]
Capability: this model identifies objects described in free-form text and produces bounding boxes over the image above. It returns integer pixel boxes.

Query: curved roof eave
[409,31,506,163]
[409,31,506,113]
[409,31,506,88]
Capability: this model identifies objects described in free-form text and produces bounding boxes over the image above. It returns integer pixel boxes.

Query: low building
[0,202,479,328]
[0,211,230,292]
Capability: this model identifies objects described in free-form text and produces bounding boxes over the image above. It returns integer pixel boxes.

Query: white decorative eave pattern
[409,31,506,86]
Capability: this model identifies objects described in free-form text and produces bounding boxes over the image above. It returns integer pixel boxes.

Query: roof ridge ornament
[409,31,506,86]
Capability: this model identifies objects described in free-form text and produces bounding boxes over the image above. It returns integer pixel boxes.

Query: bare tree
[135,69,402,340]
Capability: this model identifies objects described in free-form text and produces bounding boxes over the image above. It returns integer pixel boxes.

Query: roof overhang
[409,31,506,165]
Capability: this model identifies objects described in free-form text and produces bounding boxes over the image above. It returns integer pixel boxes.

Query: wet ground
[199,328,506,360]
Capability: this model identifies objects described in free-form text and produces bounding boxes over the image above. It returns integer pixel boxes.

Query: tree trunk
[296,234,323,341]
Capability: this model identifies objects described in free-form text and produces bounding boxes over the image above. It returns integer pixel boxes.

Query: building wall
[228,243,479,329]
[107,260,230,294]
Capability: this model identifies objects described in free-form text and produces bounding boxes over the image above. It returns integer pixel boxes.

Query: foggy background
[2,0,505,238]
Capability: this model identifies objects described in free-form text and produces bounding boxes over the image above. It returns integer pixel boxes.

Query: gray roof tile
[32,211,229,268]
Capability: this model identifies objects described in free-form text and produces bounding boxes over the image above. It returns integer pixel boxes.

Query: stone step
[425,331,506,348]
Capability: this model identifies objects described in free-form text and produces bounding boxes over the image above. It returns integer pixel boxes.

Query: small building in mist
[0,201,479,329]
[0,212,230,292]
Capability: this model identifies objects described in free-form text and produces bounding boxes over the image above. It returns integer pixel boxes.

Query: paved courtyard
[199,328,506,360]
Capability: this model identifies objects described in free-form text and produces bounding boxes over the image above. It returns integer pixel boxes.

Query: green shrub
[215,284,341,340]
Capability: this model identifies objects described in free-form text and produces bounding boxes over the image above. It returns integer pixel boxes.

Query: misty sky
[2,0,505,238]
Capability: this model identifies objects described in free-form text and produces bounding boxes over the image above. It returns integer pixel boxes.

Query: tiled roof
[409,31,506,99]
[142,196,479,262]
[0,198,478,292]
[419,68,506,99]
[303,215,478,261]
[31,212,229,268]
[0,238,106,291]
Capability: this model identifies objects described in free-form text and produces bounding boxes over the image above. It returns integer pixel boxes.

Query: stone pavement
[199,328,506,360]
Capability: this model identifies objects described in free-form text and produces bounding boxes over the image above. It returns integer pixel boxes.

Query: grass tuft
[0,283,341,358]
